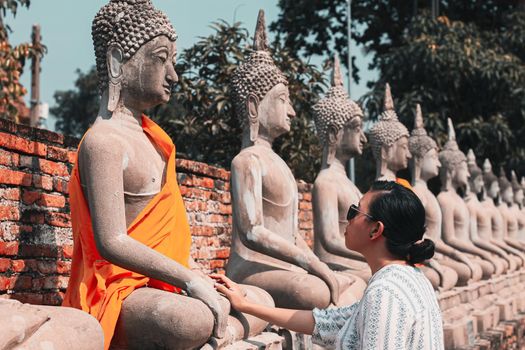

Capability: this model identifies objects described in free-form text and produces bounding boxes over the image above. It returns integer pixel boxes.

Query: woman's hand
[310,259,340,306]
[210,273,249,312]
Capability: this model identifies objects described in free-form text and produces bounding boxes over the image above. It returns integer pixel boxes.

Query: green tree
[0,0,45,122]
[53,20,328,182]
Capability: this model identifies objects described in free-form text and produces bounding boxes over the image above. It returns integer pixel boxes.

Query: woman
[212,181,444,349]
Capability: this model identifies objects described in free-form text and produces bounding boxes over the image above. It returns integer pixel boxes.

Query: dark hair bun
[408,239,435,264]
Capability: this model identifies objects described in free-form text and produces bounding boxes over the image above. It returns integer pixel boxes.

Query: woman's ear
[370,221,384,240]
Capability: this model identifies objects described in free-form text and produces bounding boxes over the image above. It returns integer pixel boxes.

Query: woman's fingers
[210,273,234,289]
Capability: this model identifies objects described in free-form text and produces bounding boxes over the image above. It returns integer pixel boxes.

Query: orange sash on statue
[63,116,192,350]
[396,177,412,190]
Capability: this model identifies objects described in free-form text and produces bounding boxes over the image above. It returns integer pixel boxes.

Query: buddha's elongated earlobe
[107,45,124,112]
[247,94,259,142]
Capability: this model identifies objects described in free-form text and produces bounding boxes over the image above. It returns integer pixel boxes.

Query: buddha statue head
[438,118,469,190]
[408,104,440,182]
[482,159,499,200]
[511,171,523,207]
[312,55,366,167]
[466,149,484,195]
[498,167,513,205]
[230,10,294,146]
[92,0,178,113]
[369,83,411,179]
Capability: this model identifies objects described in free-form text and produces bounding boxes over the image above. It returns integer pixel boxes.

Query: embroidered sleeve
[312,303,358,349]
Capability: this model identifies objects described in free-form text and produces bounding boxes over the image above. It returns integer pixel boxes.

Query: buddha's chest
[259,153,297,210]
[453,201,470,229]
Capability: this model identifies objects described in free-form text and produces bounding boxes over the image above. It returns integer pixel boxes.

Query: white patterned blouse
[312,264,444,350]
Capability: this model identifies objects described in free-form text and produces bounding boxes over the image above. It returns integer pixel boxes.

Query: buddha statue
[311,56,370,282]
[408,105,477,288]
[481,159,525,270]
[437,119,496,279]
[465,150,507,275]
[497,168,524,251]
[369,83,411,183]
[510,171,525,241]
[63,2,271,349]
[226,10,365,310]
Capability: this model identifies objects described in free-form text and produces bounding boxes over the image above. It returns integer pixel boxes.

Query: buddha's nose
[287,102,296,118]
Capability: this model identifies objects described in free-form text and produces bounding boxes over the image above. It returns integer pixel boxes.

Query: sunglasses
[346,204,376,221]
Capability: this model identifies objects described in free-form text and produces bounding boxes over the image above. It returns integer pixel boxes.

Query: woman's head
[345,181,434,265]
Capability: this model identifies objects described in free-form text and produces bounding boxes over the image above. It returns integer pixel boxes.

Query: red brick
[67,151,77,164]
[47,146,69,162]
[214,248,230,259]
[0,149,12,166]
[43,275,69,289]
[45,212,71,228]
[209,259,225,269]
[0,205,20,221]
[18,244,59,258]
[9,292,43,304]
[38,193,65,208]
[39,159,69,177]
[191,226,215,237]
[11,259,36,272]
[299,201,311,210]
[43,291,65,306]
[0,275,14,291]
[62,244,73,259]
[0,168,32,186]
[0,258,10,272]
[301,192,312,201]
[53,178,69,194]
[37,260,57,274]
[0,188,20,201]
[22,190,41,205]
[21,211,45,224]
[12,275,32,290]
[56,260,71,274]
[0,223,20,241]
[32,277,44,290]
[11,153,19,166]
[199,178,214,189]
[0,132,47,156]
[32,174,53,190]
[218,204,232,215]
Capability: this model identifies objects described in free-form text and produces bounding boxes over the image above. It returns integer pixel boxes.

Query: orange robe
[396,177,413,190]
[63,116,192,349]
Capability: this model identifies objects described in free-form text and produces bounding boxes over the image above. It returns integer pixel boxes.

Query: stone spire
[447,118,456,142]
[384,82,394,112]
[439,118,466,169]
[467,149,482,177]
[467,149,476,167]
[511,170,521,192]
[253,9,269,51]
[331,55,344,87]
[408,104,437,159]
[483,158,492,174]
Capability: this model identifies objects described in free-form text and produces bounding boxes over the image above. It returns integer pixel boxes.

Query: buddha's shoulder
[79,122,128,156]
[313,170,338,189]
[231,147,268,166]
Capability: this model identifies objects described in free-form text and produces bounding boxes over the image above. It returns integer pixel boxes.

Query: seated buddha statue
[437,119,497,279]
[481,159,524,270]
[509,171,525,242]
[62,2,271,349]
[465,149,507,276]
[226,11,365,310]
[311,56,371,282]
[408,105,477,288]
[497,168,525,251]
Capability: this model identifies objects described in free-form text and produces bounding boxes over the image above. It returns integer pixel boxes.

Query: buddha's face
[338,117,367,157]
[488,181,500,199]
[502,187,513,204]
[120,35,178,111]
[386,136,411,172]
[453,161,469,187]
[420,148,440,179]
[470,174,484,194]
[515,189,524,205]
[257,83,296,139]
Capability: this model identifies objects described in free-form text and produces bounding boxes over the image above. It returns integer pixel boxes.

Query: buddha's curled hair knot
[92,0,177,93]
[439,118,466,172]
[313,56,363,145]
[408,104,437,159]
[368,83,409,159]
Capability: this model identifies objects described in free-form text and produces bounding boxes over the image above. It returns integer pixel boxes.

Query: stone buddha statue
[510,171,525,241]
[408,105,476,288]
[465,149,507,276]
[63,2,271,349]
[311,56,370,282]
[437,119,496,279]
[369,83,411,182]
[481,159,524,270]
[226,10,365,310]
[497,168,524,251]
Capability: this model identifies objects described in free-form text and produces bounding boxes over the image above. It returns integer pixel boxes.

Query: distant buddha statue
[226,11,365,310]
[63,2,271,349]
[369,83,411,184]
[497,168,525,251]
[437,119,496,279]
[510,171,525,241]
[465,150,507,276]
[311,56,371,282]
[481,159,524,270]
[408,105,476,288]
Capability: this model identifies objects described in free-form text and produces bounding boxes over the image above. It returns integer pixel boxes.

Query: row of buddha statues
[4,2,524,349]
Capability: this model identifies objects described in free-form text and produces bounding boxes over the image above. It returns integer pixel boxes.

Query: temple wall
[0,119,314,306]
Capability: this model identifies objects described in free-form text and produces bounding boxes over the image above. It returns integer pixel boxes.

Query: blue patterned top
[312,264,443,349]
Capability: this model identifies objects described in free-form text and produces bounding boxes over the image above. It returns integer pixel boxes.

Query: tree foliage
[0,0,45,122]
[271,0,525,180]
[54,20,328,182]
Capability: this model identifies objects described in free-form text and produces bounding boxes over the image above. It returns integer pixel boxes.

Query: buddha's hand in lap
[210,274,249,313]
[186,277,228,338]
[310,259,341,306]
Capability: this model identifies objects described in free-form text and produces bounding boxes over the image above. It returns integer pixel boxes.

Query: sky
[6,0,377,131]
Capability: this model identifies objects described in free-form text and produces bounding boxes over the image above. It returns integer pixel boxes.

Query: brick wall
[0,119,314,306]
